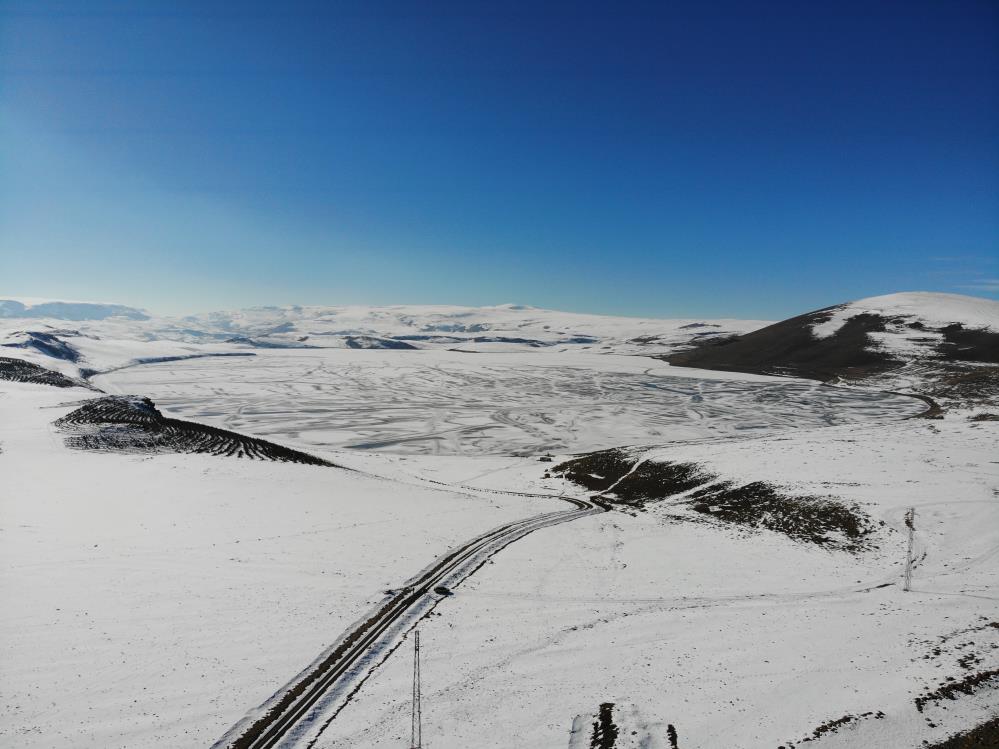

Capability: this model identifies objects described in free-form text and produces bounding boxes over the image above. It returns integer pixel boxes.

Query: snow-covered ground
[809,292,999,366]
[812,292,999,339]
[324,417,999,749]
[0,297,771,359]
[2,296,997,748]
[94,350,923,456]
[0,384,561,747]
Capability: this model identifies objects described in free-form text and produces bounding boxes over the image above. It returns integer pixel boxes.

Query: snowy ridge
[181,303,770,355]
[812,292,999,339]
[0,297,149,321]
[0,299,773,371]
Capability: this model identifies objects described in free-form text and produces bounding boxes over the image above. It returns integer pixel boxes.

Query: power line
[903,507,915,592]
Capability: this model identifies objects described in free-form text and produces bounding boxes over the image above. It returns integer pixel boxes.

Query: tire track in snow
[213,492,602,749]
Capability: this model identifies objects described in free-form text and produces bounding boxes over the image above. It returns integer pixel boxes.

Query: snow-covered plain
[322,417,999,749]
[2,296,997,748]
[94,350,924,456]
[0,384,562,747]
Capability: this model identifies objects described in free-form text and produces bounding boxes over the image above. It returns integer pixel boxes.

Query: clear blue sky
[1,1,997,318]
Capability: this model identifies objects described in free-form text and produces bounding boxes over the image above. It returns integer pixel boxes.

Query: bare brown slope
[665,305,902,381]
[666,304,999,383]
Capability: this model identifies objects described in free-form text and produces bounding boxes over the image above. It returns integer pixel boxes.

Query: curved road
[213,491,601,749]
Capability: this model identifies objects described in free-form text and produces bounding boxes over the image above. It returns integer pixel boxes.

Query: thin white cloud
[958,279,999,293]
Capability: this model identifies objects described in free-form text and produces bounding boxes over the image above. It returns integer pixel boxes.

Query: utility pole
[903,508,915,592]
[410,630,422,749]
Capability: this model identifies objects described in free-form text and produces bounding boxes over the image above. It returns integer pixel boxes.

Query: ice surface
[93,350,925,456]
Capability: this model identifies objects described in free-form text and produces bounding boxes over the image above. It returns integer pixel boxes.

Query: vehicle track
[213,493,601,749]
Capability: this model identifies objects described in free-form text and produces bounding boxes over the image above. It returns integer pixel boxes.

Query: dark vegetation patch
[551,450,874,549]
[925,717,999,749]
[779,710,885,747]
[0,356,96,389]
[551,448,635,492]
[549,448,711,505]
[55,395,335,466]
[969,413,999,422]
[590,703,619,749]
[915,669,999,713]
[920,365,999,407]
[687,481,874,549]
[938,325,999,364]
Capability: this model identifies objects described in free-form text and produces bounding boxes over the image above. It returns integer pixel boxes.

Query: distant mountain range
[2,292,997,408]
[0,297,769,357]
[0,298,149,321]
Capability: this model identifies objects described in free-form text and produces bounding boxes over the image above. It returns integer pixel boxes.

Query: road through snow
[213,491,601,749]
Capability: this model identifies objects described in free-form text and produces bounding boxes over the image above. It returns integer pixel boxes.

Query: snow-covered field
[0,384,563,747]
[2,296,997,748]
[323,418,999,749]
[93,351,923,456]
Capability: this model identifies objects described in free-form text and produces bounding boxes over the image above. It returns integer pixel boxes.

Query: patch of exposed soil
[551,449,637,492]
[665,308,900,381]
[686,481,874,550]
[925,717,999,749]
[551,449,714,504]
[922,364,999,407]
[0,356,96,389]
[938,325,999,364]
[779,710,885,747]
[915,669,999,713]
[551,451,874,550]
[55,395,335,466]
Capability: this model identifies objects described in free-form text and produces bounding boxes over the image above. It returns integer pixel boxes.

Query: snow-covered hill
[811,292,999,339]
[0,298,772,378]
[0,297,149,321]
[179,303,769,355]
[669,292,999,408]
[2,292,997,748]
[810,292,999,359]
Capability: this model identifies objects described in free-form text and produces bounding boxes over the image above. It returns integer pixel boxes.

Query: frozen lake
[95,350,926,456]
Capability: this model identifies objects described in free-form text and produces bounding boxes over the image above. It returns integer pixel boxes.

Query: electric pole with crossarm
[410,630,422,749]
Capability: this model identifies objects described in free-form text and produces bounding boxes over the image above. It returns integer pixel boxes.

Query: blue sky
[1,0,997,318]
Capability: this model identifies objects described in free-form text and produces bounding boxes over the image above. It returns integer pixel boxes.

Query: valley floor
[1,350,996,748]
